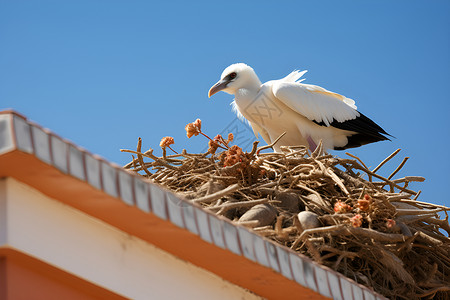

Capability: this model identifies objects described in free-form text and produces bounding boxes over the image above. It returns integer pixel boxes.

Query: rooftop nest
[122,119,450,300]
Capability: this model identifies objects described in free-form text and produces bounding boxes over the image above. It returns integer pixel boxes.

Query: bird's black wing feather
[313,111,392,150]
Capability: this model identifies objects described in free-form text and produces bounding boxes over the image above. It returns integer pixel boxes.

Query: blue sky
[1,1,449,207]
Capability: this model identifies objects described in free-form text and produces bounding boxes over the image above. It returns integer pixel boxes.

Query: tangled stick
[122,138,450,300]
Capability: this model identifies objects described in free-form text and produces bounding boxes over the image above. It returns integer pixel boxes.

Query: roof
[0,109,386,300]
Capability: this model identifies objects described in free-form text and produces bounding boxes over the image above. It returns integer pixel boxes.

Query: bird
[208,63,391,152]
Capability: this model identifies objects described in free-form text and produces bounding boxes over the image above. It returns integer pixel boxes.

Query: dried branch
[122,137,450,300]
[192,183,240,204]
[372,148,401,173]
[256,132,286,154]
[388,157,409,180]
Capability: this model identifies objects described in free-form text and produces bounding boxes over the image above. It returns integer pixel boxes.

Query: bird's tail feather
[283,70,308,83]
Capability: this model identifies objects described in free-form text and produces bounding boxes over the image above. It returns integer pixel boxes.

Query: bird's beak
[208,79,228,98]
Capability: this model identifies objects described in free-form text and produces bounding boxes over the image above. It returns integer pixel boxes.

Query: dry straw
[122,121,450,300]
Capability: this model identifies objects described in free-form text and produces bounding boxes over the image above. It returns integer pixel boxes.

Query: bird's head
[208,63,261,98]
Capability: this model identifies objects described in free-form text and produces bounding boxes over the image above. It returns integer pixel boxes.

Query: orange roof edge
[0,248,127,300]
[0,110,385,300]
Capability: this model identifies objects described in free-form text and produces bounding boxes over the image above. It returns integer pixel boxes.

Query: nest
[122,134,450,300]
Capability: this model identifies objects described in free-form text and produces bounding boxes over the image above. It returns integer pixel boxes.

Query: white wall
[0,178,261,300]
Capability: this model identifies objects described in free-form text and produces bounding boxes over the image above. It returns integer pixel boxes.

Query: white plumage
[208,63,390,151]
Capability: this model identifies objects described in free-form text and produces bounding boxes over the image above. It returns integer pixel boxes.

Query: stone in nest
[238,204,277,227]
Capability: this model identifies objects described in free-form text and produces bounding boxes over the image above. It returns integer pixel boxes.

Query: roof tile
[85,153,102,190]
[13,115,33,153]
[0,114,14,155]
[149,183,168,220]
[118,170,134,206]
[69,145,86,181]
[352,281,364,300]
[101,161,119,198]
[327,272,344,300]
[340,275,355,300]
[314,264,332,298]
[222,221,241,256]
[31,125,51,164]
[181,202,199,235]
[166,192,186,229]
[133,177,150,212]
[50,134,69,173]
[208,214,226,249]
[276,246,293,280]
[237,227,257,262]
[364,289,377,300]
[265,241,280,272]
[195,208,213,244]
[253,233,270,268]
[289,252,308,288]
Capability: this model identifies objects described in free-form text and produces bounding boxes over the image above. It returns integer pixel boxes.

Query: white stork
[208,63,390,152]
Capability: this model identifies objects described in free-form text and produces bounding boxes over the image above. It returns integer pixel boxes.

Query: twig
[372,148,401,173]
[248,141,260,157]
[121,148,180,171]
[199,132,228,150]
[392,199,450,210]
[215,198,272,215]
[311,140,324,158]
[388,157,409,180]
[315,158,349,195]
[238,220,259,228]
[256,132,286,154]
[389,176,425,184]
[123,149,152,169]
[291,224,347,250]
[136,138,152,176]
[417,286,450,298]
[339,159,419,195]
[347,227,407,243]
[412,190,421,201]
[395,208,445,216]
[294,183,333,213]
[192,183,240,204]
[346,152,372,182]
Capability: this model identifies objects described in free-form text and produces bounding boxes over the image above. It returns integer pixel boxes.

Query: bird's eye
[229,72,237,79]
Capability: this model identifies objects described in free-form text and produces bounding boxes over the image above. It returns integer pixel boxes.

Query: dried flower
[159,136,178,154]
[159,136,175,148]
[223,145,245,167]
[193,118,201,131]
[227,133,234,143]
[207,139,219,154]
[212,134,232,149]
[334,201,352,214]
[357,199,371,211]
[357,194,373,211]
[386,219,396,229]
[350,214,363,227]
[185,119,201,138]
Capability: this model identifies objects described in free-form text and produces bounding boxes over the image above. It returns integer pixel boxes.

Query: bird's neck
[235,80,261,101]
